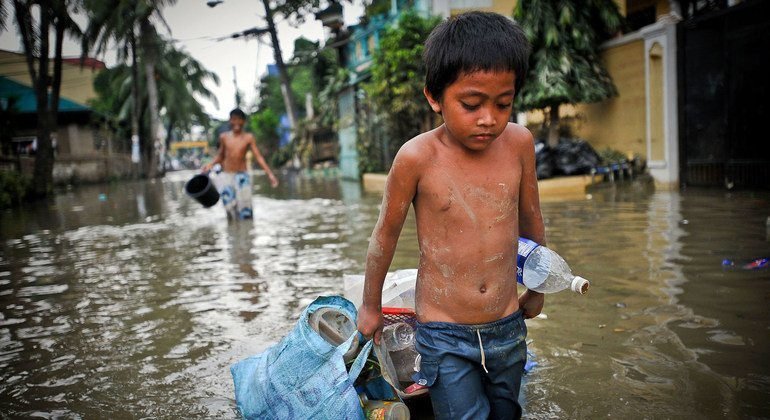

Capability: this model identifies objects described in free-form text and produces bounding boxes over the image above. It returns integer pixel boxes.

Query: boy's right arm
[202,134,225,172]
[357,144,421,344]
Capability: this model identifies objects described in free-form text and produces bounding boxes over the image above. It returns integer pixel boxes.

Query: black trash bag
[553,138,602,176]
[534,138,555,179]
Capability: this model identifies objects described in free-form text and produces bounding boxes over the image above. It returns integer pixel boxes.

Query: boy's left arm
[516,129,546,318]
[249,135,279,187]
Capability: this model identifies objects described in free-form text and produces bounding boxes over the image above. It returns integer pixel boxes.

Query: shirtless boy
[357,12,545,419]
[203,108,279,220]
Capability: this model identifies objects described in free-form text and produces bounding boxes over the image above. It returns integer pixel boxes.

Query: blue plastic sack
[231,295,373,419]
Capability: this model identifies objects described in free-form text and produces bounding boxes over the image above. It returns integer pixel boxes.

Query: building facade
[0,50,134,184]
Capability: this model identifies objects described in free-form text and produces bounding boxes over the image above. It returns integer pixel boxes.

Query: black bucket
[185,174,220,208]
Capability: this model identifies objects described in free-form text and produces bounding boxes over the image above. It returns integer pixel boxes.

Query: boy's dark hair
[230,108,247,120]
[423,12,531,100]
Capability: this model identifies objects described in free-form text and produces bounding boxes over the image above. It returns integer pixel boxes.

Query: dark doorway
[678,0,770,188]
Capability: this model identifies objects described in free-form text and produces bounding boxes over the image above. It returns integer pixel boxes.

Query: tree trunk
[547,104,560,148]
[129,31,143,176]
[18,0,54,198]
[33,13,66,197]
[140,19,160,178]
[261,0,298,132]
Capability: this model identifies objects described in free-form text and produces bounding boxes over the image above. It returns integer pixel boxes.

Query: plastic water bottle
[382,322,414,352]
[516,238,590,294]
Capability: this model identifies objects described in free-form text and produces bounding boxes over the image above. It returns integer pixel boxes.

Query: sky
[0,0,365,121]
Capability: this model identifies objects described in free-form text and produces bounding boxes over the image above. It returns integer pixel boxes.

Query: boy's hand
[201,163,212,173]
[518,289,544,319]
[268,173,279,188]
[357,303,384,345]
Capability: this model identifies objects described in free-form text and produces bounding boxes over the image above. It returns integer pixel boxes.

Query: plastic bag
[553,138,602,175]
[231,296,373,419]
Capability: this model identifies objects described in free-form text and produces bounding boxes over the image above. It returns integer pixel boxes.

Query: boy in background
[357,12,546,419]
[203,108,279,220]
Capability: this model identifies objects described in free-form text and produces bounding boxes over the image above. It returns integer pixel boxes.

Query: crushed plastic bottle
[382,322,414,352]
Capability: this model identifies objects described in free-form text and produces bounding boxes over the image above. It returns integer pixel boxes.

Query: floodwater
[1,170,768,419]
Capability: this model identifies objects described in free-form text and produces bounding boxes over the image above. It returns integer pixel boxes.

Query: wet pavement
[1,170,768,418]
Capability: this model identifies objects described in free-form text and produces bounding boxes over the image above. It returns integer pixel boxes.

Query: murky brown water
[1,171,768,419]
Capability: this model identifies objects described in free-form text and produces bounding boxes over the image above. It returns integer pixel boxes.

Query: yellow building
[0,49,101,107]
[0,49,134,183]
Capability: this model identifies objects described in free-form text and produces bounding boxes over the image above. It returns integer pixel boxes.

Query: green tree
[364,10,441,168]
[155,41,220,152]
[82,0,177,178]
[514,0,624,147]
[89,39,219,156]
[251,36,341,166]
[7,0,82,197]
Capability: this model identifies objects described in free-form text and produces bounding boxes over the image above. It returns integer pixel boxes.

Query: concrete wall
[572,38,648,157]
[53,155,134,184]
[12,123,135,184]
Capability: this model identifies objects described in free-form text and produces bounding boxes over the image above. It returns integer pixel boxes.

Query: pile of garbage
[535,137,603,180]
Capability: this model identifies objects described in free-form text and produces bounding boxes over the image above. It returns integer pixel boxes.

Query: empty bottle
[360,396,410,420]
[381,322,414,352]
[516,237,590,294]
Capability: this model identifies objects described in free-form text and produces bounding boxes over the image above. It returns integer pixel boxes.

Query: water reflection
[1,172,769,418]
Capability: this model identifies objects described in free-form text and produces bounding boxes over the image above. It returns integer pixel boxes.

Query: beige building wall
[0,50,98,106]
[571,39,647,157]
[443,0,628,19]
[440,0,513,17]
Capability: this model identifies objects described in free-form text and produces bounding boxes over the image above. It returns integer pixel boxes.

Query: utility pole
[208,0,299,132]
[232,66,242,107]
[261,0,299,131]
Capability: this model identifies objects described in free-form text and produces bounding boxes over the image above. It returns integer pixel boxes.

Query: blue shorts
[412,310,528,420]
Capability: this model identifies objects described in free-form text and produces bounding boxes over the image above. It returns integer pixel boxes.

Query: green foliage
[253,35,343,163]
[364,0,391,18]
[0,171,30,209]
[156,40,220,133]
[249,108,280,157]
[89,38,218,145]
[317,68,349,128]
[514,0,625,111]
[363,10,441,171]
[598,147,628,163]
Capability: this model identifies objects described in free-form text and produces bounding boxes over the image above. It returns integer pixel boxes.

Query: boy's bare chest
[223,135,249,154]
[417,159,520,221]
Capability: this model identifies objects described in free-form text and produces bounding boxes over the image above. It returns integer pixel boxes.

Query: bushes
[0,171,31,208]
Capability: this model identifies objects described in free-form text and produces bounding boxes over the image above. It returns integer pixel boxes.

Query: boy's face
[229,116,245,133]
[424,70,516,152]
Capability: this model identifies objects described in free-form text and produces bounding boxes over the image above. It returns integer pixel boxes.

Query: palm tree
[89,39,219,168]
[514,0,624,147]
[155,40,220,159]
[82,0,177,178]
[8,0,82,197]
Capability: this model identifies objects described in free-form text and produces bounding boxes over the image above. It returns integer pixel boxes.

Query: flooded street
[1,171,768,419]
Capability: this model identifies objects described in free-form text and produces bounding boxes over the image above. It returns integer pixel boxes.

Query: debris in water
[722,258,768,270]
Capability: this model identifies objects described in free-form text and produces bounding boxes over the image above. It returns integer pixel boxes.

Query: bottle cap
[571,276,590,294]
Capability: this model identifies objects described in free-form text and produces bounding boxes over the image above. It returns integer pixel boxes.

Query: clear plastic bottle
[516,238,590,294]
[381,322,414,352]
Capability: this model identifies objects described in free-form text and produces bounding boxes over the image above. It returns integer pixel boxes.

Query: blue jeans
[412,310,528,420]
